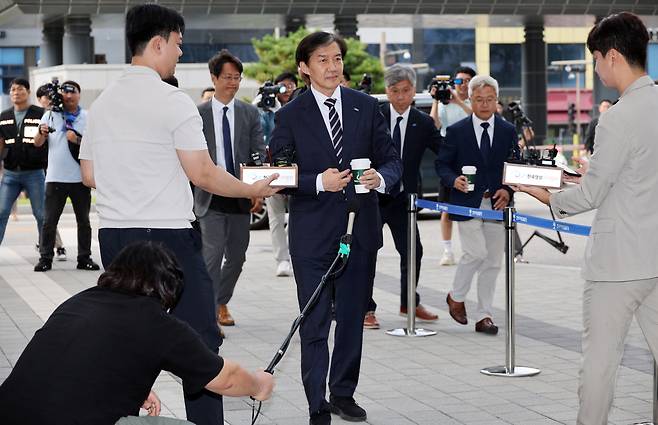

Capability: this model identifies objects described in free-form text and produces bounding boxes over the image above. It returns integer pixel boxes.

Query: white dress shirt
[471,113,495,149]
[389,104,410,159]
[211,96,236,169]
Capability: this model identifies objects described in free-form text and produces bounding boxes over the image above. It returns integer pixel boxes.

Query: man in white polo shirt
[79,5,278,425]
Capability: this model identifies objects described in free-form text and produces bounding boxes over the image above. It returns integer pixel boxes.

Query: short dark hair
[208,49,243,77]
[9,78,29,91]
[162,75,179,87]
[454,66,476,78]
[36,84,48,98]
[202,87,215,95]
[126,4,185,57]
[295,32,347,81]
[97,241,184,310]
[586,12,649,69]
[274,72,298,85]
[61,80,81,93]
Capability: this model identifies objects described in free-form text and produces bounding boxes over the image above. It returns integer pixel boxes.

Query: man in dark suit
[436,75,519,335]
[195,50,266,334]
[269,32,401,425]
[364,64,441,330]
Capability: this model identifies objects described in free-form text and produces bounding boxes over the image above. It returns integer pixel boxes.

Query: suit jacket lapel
[300,90,338,165]
[201,103,217,163]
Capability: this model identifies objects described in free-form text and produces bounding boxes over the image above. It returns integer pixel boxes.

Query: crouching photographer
[33,79,100,272]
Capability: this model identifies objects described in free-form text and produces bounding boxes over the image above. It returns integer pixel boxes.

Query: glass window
[422,29,475,87]
[648,44,658,81]
[490,44,522,89]
[0,48,24,65]
[181,44,258,64]
[366,43,412,66]
[547,44,585,88]
[0,48,26,95]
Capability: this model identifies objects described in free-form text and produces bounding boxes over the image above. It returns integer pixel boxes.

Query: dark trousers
[39,182,91,262]
[368,193,422,312]
[98,227,223,425]
[292,249,376,415]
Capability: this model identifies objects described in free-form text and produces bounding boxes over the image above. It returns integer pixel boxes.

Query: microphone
[339,200,359,257]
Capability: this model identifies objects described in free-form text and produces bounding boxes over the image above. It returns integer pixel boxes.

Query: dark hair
[97,241,184,310]
[9,78,29,91]
[586,12,649,69]
[36,84,48,98]
[342,69,351,82]
[454,66,476,78]
[202,87,215,95]
[162,75,179,87]
[600,98,613,105]
[208,49,243,77]
[126,4,185,57]
[295,31,347,81]
[274,72,298,85]
[62,80,81,93]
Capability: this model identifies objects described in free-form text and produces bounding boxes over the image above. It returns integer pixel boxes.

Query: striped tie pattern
[324,98,343,165]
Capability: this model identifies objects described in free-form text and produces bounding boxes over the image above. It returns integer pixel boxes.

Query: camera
[257,81,286,109]
[428,75,463,105]
[356,74,372,94]
[43,77,64,114]
[507,101,533,129]
[270,145,295,167]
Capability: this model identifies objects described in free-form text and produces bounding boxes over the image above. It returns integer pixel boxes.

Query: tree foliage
[244,27,385,94]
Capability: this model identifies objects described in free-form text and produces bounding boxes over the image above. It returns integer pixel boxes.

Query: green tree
[244,27,385,94]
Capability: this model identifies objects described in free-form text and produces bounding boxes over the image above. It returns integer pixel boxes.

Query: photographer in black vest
[0,78,47,245]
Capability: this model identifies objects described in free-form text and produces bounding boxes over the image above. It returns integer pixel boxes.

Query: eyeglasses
[473,97,497,105]
[219,75,242,82]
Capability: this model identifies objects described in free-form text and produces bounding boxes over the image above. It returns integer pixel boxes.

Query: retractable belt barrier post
[387,193,436,338]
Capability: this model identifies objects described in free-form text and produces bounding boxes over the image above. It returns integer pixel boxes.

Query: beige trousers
[578,278,658,425]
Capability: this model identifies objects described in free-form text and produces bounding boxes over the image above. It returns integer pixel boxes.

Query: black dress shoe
[309,411,330,425]
[475,317,499,335]
[34,259,52,272]
[329,395,367,422]
[77,258,100,271]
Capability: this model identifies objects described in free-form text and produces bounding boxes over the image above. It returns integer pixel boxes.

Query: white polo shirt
[79,66,207,229]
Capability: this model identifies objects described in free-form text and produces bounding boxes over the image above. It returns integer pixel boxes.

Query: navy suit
[435,114,519,219]
[369,104,441,311]
[269,87,401,415]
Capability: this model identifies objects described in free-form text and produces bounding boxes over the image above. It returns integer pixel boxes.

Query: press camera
[256,81,286,109]
[428,75,464,105]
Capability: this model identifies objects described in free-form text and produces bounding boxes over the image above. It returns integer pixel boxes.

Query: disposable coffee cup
[351,158,371,194]
[462,166,477,192]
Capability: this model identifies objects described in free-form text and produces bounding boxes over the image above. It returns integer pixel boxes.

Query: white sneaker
[276,261,292,277]
[439,250,456,266]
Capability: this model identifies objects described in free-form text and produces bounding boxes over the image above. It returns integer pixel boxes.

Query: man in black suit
[364,65,441,330]
[269,32,401,425]
[194,50,266,333]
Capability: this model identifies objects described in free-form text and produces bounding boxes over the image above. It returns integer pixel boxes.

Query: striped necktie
[324,98,343,166]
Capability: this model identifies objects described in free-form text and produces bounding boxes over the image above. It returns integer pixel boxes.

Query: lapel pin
[353,107,360,112]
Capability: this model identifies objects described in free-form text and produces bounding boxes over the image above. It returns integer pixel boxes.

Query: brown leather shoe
[218,304,235,326]
[363,311,380,329]
[399,304,439,321]
[475,317,498,335]
[446,293,467,325]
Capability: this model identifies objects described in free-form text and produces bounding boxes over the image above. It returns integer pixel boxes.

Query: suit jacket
[379,104,441,199]
[435,114,519,221]
[550,76,658,282]
[269,87,402,258]
[194,99,265,217]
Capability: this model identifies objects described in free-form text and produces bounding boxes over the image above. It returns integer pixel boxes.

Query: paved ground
[1,193,656,424]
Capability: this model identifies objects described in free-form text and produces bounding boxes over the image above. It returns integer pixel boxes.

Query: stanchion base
[386,328,437,337]
[480,366,541,377]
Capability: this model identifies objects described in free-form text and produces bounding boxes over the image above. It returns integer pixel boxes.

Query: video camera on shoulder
[257,81,286,110]
[43,77,64,114]
[428,75,463,105]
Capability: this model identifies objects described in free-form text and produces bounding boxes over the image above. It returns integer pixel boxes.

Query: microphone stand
[251,233,353,425]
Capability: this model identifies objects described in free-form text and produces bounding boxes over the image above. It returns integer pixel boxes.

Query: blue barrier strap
[513,213,591,236]
[415,199,503,221]
[415,198,592,236]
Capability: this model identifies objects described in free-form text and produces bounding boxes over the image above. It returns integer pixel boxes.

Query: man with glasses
[431,66,476,266]
[33,80,99,272]
[436,75,519,335]
[194,49,266,334]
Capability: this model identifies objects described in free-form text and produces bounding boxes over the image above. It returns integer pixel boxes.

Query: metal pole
[387,193,436,337]
[481,206,540,377]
